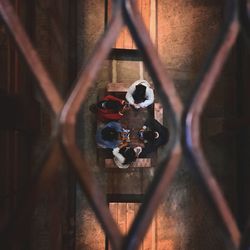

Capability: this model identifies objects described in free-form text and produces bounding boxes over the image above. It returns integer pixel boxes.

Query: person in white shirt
[125,80,154,109]
[112,146,142,169]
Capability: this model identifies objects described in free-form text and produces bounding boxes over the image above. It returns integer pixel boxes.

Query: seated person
[138,118,169,157]
[112,145,142,169]
[96,121,123,149]
[125,80,154,109]
[89,95,129,122]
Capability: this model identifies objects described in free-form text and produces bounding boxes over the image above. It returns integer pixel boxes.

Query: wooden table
[103,83,163,198]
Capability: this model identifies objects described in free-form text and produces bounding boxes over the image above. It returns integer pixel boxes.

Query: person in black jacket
[138,118,169,157]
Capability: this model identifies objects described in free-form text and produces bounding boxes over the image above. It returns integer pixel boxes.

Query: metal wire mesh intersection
[0,0,245,249]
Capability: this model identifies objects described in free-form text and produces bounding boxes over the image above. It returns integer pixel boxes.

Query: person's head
[97,100,123,112]
[105,100,123,112]
[101,127,119,141]
[120,146,136,164]
[132,84,146,104]
[142,131,158,142]
[89,104,98,113]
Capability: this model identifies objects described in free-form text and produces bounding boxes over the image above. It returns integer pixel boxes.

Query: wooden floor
[108,202,156,250]
[108,202,174,250]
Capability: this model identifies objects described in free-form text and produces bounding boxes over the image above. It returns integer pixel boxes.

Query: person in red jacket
[89,95,129,122]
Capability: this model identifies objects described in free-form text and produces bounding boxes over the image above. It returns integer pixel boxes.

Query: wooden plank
[106,171,115,194]
[150,0,156,44]
[108,203,117,249]
[107,0,154,49]
[131,0,142,50]
[107,0,125,49]
[157,240,174,250]
[107,194,144,203]
[107,82,154,92]
[134,203,140,218]
[124,27,133,49]
[142,216,155,250]
[107,0,112,21]
[141,0,151,33]
[138,0,142,15]
[126,203,135,232]
[118,203,127,234]
[105,158,151,168]
[134,204,143,250]
[109,203,118,221]
[151,215,156,250]
[115,27,126,48]
[154,102,163,124]
[132,0,142,49]
[107,82,131,92]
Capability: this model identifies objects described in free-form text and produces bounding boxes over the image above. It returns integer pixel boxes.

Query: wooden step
[107,82,133,92]
[107,82,154,93]
[105,158,151,168]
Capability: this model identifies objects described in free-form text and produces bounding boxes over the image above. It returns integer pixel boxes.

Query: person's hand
[119,141,128,148]
[133,103,140,109]
[124,102,130,109]
[122,100,129,105]
[120,103,130,113]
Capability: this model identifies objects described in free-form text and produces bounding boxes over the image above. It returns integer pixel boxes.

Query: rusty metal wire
[121,1,182,249]
[0,0,246,249]
[185,0,240,247]
[59,3,126,249]
[0,0,63,115]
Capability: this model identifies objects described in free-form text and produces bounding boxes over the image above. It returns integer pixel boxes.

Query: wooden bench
[107,82,154,92]
[105,158,151,168]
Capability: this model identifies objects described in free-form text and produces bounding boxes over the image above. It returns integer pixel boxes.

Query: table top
[119,105,153,148]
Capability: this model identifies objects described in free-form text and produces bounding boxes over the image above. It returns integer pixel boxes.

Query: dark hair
[89,104,98,113]
[101,127,118,141]
[105,100,123,112]
[143,131,156,142]
[97,100,122,112]
[119,147,136,164]
[132,84,146,103]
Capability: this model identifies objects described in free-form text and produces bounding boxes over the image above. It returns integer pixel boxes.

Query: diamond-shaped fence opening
[0,0,249,249]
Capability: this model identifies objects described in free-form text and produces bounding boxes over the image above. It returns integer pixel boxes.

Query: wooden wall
[0,0,77,249]
[0,0,39,236]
